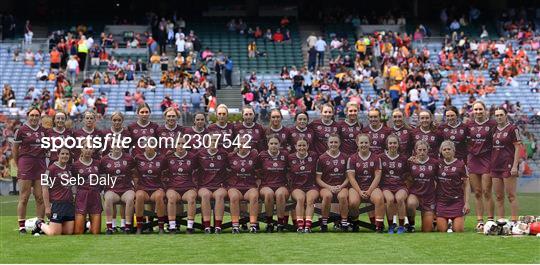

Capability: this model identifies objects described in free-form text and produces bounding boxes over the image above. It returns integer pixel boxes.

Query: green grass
[1,194,540,263]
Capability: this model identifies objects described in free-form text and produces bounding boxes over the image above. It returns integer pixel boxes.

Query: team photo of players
[13,101,523,235]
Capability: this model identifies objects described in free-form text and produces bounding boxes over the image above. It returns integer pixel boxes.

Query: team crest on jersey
[233,161,238,165]
[496,140,500,145]
[428,166,433,170]
[148,170,153,174]
[133,129,139,134]
[450,135,455,140]
[476,134,481,138]
[419,173,425,178]
[209,163,215,167]
[248,160,253,165]
[280,156,285,160]
[272,162,278,167]
[334,168,339,172]
[116,169,121,174]
[363,170,368,175]
[170,160,175,165]
[441,172,447,176]
[156,162,160,167]
[341,159,345,164]
[107,163,112,168]
[187,161,191,165]
[412,165,417,170]
[325,133,330,138]
[485,126,489,131]
[451,167,456,171]
[141,162,145,166]
[300,165,305,170]
[349,133,354,138]
[240,168,245,172]
[503,132,508,137]
[178,168,183,172]
[332,160,338,166]
[79,169,84,174]
[389,170,394,174]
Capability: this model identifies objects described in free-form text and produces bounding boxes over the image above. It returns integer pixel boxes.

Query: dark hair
[294,111,309,121]
[26,107,41,116]
[136,103,151,114]
[446,106,460,118]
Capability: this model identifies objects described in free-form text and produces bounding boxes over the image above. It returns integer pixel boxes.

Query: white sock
[187,219,194,229]
[169,220,176,230]
[121,219,126,227]
[392,215,397,225]
[112,219,117,228]
[404,216,409,225]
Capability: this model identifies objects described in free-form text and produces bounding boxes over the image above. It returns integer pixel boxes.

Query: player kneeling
[436,141,471,232]
[316,134,349,232]
[406,140,438,232]
[347,134,385,232]
[33,148,74,235]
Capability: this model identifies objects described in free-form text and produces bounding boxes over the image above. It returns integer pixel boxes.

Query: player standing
[437,106,468,161]
[412,110,440,157]
[310,104,339,155]
[339,102,363,155]
[362,109,391,155]
[390,109,413,157]
[288,112,315,153]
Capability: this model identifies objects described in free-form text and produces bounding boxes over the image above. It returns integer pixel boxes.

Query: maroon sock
[203,220,211,228]
[292,219,297,227]
[369,217,375,224]
[284,215,289,225]
[266,216,273,224]
[136,216,144,229]
[125,223,132,230]
[408,216,415,226]
[18,219,25,229]
[296,219,304,229]
[277,217,284,225]
[305,219,312,228]
[399,218,404,227]
[106,223,113,230]
[158,216,166,229]
[215,220,222,229]
[376,220,384,229]
[387,218,393,226]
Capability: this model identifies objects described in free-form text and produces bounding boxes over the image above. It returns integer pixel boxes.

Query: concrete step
[216,86,242,109]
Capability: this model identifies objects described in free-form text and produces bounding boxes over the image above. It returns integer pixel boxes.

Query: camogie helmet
[511,222,530,235]
[483,221,500,235]
[24,217,38,231]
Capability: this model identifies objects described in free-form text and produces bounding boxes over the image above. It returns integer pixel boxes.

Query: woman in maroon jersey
[310,104,339,154]
[316,134,349,232]
[164,137,198,234]
[339,102,363,155]
[466,101,495,231]
[100,145,136,234]
[380,134,409,234]
[491,108,521,223]
[208,104,235,151]
[347,134,385,232]
[72,140,102,234]
[157,107,183,154]
[129,103,159,157]
[406,140,438,232]
[227,136,260,233]
[102,112,131,156]
[390,109,413,157]
[437,106,468,161]
[288,138,319,233]
[196,134,229,234]
[48,111,73,163]
[73,111,103,160]
[288,112,314,153]
[34,148,74,235]
[436,140,470,232]
[412,110,440,157]
[235,105,266,151]
[362,109,391,155]
[266,108,290,149]
[184,112,208,139]
[13,107,47,233]
[134,138,166,234]
[258,136,289,232]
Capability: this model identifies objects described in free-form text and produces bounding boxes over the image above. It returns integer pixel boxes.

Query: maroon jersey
[208,122,235,152]
[100,153,135,193]
[347,152,382,190]
[156,124,183,151]
[71,158,102,191]
[44,162,73,202]
[380,153,409,192]
[287,151,318,190]
[227,150,259,189]
[101,127,131,155]
[316,152,348,187]
[408,157,438,197]
[438,122,468,160]
[183,126,208,150]
[491,124,520,173]
[13,123,48,158]
[310,120,339,154]
[134,152,165,191]
[392,126,413,156]
[466,119,496,155]
[128,121,159,156]
[73,127,103,160]
[196,149,229,188]
[258,150,289,188]
[362,125,391,155]
[412,127,441,157]
[164,151,198,191]
[235,122,266,151]
[437,159,467,203]
[339,120,363,155]
[266,126,290,150]
[47,127,74,162]
[287,126,315,152]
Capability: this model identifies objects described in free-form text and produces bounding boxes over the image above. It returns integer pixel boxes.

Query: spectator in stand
[273,29,284,43]
[248,41,257,58]
[308,47,317,71]
[449,19,460,32]
[35,68,48,81]
[135,59,147,72]
[306,32,317,49]
[24,20,33,44]
[89,44,101,67]
[124,91,134,112]
[49,47,61,70]
[175,34,186,57]
[67,56,79,85]
[315,36,327,68]
[150,52,160,72]
[254,26,263,39]
[77,35,89,72]
[264,29,273,43]
[224,57,233,87]
[191,88,202,112]
[23,49,35,66]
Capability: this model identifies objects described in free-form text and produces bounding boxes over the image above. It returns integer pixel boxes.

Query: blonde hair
[439,140,456,153]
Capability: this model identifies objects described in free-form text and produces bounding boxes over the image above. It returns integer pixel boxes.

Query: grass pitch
[1,194,539,263]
